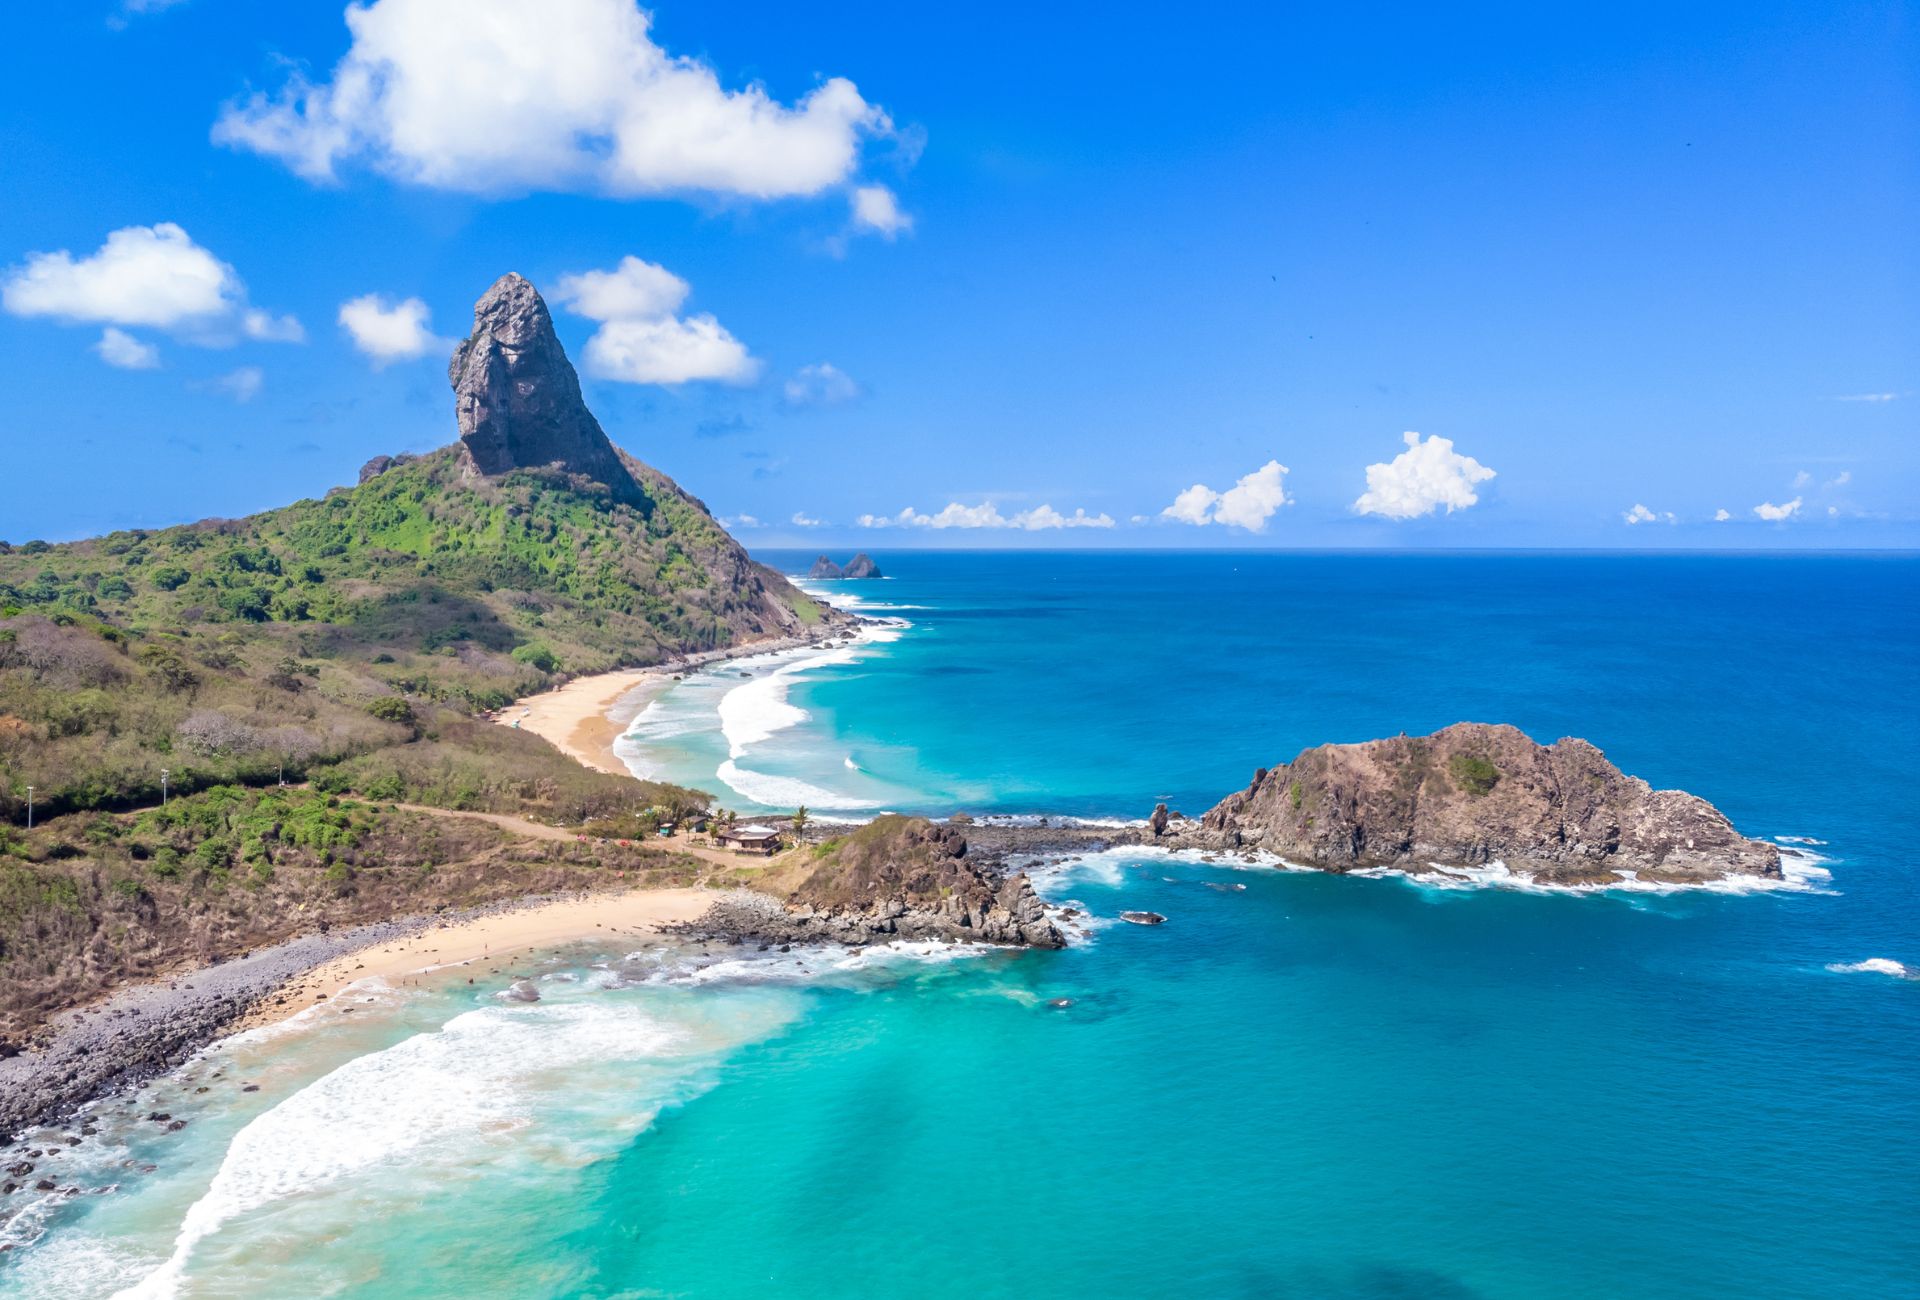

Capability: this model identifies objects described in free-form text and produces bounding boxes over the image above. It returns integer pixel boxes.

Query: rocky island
[1151,722,1781,885]
[807,553,884,580]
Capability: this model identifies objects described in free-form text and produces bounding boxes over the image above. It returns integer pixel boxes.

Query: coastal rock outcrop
[805,554,883,580]
[1161,723,1780,885]
[450,273,641,502]
[676,816,1064,949]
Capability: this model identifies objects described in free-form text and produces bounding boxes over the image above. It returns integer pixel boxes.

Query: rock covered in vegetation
[680,816,1064,949]
[1163,723,1780,884]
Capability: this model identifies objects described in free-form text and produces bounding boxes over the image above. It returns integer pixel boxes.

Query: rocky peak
[808,555,844,579]
[449,273,638,500]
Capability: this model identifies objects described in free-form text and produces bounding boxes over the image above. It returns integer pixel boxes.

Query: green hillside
[0,446,823,823]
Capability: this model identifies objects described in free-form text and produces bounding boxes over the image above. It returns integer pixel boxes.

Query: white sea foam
[111,997,791,1299]
[715,620,906,760]
[1358,848,1836,897]
[1826,958,1915,980]
[625,938,995,990]
[1027,841,1836,901]
[715,759,882,811]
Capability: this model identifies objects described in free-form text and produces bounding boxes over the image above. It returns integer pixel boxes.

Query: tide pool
[4,552,1915,1298]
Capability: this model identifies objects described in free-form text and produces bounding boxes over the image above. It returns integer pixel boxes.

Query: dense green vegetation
[1448,752,1501,797]
[0,447,819,824]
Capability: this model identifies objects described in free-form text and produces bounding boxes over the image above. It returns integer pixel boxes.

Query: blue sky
[0,0,1913,547]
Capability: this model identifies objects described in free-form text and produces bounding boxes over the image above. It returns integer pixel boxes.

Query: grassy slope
[0,444,831,1039]
[0,446,823,821]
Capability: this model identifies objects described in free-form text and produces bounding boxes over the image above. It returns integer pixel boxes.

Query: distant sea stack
[808,553,883,580]
[1158,723,1781,885]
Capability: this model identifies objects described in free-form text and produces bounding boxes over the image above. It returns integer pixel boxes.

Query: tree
[791,805,810,837]
[366,695,415,726]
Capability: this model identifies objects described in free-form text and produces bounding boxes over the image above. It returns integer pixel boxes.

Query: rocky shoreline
[0,891,626,1143]
[0,725,1786,1151]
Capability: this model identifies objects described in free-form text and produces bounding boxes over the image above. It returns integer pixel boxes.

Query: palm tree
[791,805,811,839]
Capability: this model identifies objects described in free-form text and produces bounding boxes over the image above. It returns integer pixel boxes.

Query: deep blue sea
[6,553,1917,1299]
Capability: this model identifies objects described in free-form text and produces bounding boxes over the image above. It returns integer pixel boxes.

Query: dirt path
[388,801,800,873]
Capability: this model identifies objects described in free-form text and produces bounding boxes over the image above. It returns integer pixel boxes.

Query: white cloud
[2,222,302,352]
[1161,460,1291,532]
[108,0,191,31]
[213,0,897,208]
[790,511,824,527]
[551,256,756,385]
[859,502,1115,530]
[550,256,687,320]
[1834,392,1900,402]
[851,184,912,238]
[1714,508,1732,522]
[210,365,264,402]
[783,362,861,407]
[338,293,442,365]
[582,316,756,385]
[1753,497,1803,521]
[242,308,306,342]
[1791,470,1812,489]
[1827,470,1852,488]
[1623,504,1656,525]
[1353,432,1496,519]
[722,514,763,529]
[6,222,235,328]
[94,327,160,370]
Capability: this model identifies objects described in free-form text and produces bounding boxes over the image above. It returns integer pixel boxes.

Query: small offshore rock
[1119,911,1167,926]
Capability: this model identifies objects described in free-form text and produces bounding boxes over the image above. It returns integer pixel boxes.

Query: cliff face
[1162,723,1780,884]
[450,273,637,500]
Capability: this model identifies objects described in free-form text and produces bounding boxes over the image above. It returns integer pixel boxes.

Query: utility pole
[24,786,32,831]
[161,769,170,807]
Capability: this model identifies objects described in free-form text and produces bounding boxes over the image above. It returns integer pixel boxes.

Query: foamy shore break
[1,675,1804,1144]
[0,627,848,1142]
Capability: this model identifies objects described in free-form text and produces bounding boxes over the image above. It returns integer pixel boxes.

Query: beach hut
[715,824,783,855]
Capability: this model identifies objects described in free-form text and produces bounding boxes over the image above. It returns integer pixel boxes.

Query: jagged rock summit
[450,272,638,501]
[1158,722,1781,885]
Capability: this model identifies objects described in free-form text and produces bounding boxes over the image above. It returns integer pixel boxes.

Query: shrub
[1448,753,1500,797]
[366,695,415,726]
[510,642,560,673]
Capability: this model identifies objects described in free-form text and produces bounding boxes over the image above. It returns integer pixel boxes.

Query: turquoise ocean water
[4,552,1916,1299]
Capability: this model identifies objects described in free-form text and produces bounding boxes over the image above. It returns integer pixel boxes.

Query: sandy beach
[498,631,838,776]
[240,887,718,1029]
